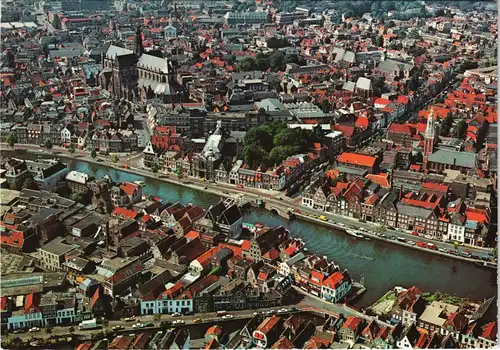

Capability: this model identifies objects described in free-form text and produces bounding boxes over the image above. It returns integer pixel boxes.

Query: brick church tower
[423,108,436,170]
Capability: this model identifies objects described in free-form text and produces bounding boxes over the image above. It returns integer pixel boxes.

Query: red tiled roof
[322,271,344,289]
[0,297,8,311]
[263,248,280,260]
[481,321,497,340]
[206,325,222,336]
[338,152,376,167]
[184,230,200,240]
[24,292,41,314]
[465,209,489,224]
[342,316,362,331]
[111,207,138,220]
[388,123,414,135]
[120,182,139,196]
[256,315,281,335]
[90,287,100,308]
[374,98,391,106]
[309,270,325,286]
[365,173,391,188]
[271,336,294,349]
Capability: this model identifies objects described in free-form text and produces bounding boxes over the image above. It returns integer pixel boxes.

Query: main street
[9,306,305,340]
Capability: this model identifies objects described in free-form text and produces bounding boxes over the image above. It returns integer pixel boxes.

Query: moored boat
[346,229,364,238]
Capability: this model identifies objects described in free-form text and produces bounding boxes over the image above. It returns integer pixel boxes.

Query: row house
[233,166,287,191]
[91,130,138,154]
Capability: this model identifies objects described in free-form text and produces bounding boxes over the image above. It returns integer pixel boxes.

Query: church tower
[423,108,436,170]
[135,26,144,57]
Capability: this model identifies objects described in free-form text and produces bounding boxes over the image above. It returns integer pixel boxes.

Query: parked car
[173,320,185,325]
[426,243,437,250]
[29,327,40,333]
[160,320,172,327]
[132,323,144,329]
[417,241,426,248]
[172,312,181,317]
[144,322,154,327]
[112,325,124,331]
[194,318,202,323]
[123,317,135,322]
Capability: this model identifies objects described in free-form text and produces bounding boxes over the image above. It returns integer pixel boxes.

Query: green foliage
[52,16,60,29]
[244,125,274,152]
[112,153,119,163]
[68,145,75,153]
[6,133,16,148]
[175,167,183,180]
[151,164,159,173]
[70,192,85,204]
[208,266,222,276]
[440,113,454,136]
[69,326,75,333]
[268,145,300,165]
[454,120,467,139]
[267,37,288,49]
[244,144,268,170]
[90,150,97,158]
[238,57,257,71]
[44,139,53,149]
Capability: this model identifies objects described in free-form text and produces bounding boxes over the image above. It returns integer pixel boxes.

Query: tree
[375,35,384,47]
[45,327,53,334]
[268,145,299,165]
[68,145,75,153]
[320,99,332,113]
[244,144,268,170]
[455,120,467,139]
[69,326,75,334]
[453,241,460,251]
[70,192,85,204]
[238,57,257,72]
[175,167,183,181]
[440,113,454,136]
[244,125,274,152]
[44,139,53,149]
[112,153,119,163]
[6,133,16,148]
[269,50,285,72]
[91,150,97,158]
[52,15,60,29]
[151,164,159,173]
[154,314,162,323]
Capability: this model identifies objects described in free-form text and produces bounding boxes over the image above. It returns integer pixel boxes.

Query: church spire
[425,108,436,140]
[135,26,144,57]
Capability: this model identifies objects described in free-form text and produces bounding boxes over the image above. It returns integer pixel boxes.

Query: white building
[444,213,466,243]
[26,159,68,190]
[320,271,351,303]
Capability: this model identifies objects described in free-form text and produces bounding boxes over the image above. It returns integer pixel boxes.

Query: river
[11,153,498,317]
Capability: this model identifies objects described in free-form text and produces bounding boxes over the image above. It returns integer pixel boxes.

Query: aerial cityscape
[0,0,497,349]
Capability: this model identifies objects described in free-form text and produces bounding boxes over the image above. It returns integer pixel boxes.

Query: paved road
[9,306,301,340]
[133,112,150,149]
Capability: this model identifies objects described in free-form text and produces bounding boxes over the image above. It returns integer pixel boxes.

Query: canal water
[11,154,498,317]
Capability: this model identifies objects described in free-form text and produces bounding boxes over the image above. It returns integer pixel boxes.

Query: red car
[417,241,426,248]
[237,184,244,189]
[426,243,437,250]
[411,231,419,236]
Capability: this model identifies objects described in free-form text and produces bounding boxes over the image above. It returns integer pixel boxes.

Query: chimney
[399,185,403,201]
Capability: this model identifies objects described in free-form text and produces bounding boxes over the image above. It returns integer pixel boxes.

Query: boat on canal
[346,229,364,238]
[475,261,497,269]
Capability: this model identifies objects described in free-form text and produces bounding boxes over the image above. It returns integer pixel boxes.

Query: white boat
[134,180,145,186]
[346,229,364,238]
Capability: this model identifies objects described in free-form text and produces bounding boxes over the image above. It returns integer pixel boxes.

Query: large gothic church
[99,27,186,103]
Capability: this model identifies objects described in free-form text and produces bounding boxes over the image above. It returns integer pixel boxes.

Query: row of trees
[243,121,324,169]
[237,51,305,73]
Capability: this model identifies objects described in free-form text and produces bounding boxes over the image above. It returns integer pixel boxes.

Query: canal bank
[7,151,497,319]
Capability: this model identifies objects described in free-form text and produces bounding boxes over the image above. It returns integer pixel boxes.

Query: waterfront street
[3,147,497,313]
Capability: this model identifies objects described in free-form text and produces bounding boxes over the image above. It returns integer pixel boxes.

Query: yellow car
[194,318,202,323]
[319,216,328,221]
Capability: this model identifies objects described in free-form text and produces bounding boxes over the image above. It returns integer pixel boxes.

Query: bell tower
[423,108,436,170]
[134,26,144,57]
